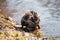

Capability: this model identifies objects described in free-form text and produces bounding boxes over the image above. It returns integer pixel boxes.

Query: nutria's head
[30,11,38,16]
[25,12,33,19]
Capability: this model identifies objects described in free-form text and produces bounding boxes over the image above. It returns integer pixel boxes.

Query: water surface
[0,0,60,38]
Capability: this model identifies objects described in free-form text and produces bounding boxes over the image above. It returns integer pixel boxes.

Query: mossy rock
[33,29,43,37]
[5,22,11,28]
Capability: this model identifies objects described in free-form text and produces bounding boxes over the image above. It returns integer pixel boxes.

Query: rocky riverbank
[0,14,43,40]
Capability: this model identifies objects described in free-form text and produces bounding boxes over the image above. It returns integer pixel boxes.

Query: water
[0,0,60,38]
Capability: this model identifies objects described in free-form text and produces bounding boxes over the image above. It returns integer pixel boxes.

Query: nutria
[21,11,40,32]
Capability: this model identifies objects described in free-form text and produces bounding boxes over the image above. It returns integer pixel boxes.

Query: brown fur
[21,13,33,28]
[30,11,40,29]
[21,11,40,32]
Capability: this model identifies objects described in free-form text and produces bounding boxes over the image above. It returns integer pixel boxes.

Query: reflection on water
[0,0,60,38]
